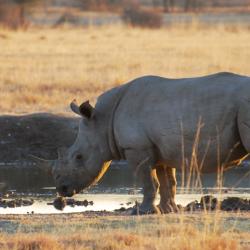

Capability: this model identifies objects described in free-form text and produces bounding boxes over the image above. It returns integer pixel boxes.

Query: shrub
[122,7,163,28]
[78,0,122,12]
[0,0,39,29]
[0,4,27,29]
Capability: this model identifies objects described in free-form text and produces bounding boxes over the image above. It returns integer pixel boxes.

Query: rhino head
[33,100,112,197]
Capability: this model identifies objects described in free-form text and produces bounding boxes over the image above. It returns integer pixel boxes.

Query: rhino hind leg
[156,165,178,213]
[125,149,161,215]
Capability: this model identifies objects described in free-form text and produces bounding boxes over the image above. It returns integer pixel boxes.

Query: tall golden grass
[0,23,250,250]
[0,24,250,114]
[0,212,249,250]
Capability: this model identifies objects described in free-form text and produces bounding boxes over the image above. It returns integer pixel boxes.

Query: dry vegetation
[0,212,250,250]
[0,23,250,114]
[0,22,250,250]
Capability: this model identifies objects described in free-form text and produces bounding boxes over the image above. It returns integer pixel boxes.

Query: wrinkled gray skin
[44,72,250,214]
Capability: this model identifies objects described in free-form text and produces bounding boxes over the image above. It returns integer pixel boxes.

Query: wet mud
[184,195,250,212]
[50,195,250,213]
[48,197,94,211]
[0,198,34,208]
[0,194,250,214]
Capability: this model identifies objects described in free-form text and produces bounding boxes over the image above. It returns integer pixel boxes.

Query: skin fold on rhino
[34,72,250,214]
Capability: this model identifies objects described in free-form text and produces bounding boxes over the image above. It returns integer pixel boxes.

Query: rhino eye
[76,154,83,160]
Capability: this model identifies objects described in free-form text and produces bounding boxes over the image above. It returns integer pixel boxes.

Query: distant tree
[14,0,40,22]
[184,0,197,11]
[75,0,123,11]
[162,0,175,12]
[0,0,40,28]
[11,0,40,11]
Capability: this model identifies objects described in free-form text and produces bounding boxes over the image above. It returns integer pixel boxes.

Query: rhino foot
[158,201,179,213]
[130,204,161,215]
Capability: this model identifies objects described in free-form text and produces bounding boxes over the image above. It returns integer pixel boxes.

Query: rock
[51,197,94,210]
[53,197,67,211]
[23,199,34,206]
[0,198,34,208]
[185,200,201,212]
[66,198,75,206]
[15,199,22,207]
[115,207,126,212]
[7,200,16,208]
[183,197,250,212]
[221,197,250,211]
[200,195,218,210]
[82,199,89,207]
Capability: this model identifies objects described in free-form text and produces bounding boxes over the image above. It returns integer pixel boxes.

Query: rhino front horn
[29,155,55,175]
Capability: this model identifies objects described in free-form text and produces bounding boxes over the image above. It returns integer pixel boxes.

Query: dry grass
[0,23,250,249]
[0,24,250,114]
[0,212,249,250]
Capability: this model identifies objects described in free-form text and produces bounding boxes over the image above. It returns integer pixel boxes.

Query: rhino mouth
[57,184,77,197]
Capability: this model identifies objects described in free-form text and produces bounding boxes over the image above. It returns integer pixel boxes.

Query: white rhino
[35,72,250,214]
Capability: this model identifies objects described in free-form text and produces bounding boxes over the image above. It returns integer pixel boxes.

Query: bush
[0,4,28,29]
[122,7,163,28]
[0,1,39,29]
[79,0,122,11]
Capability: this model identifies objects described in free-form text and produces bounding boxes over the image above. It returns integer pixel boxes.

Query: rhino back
[113,72,250,172]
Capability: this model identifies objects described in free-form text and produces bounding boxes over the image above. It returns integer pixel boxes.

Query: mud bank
[49,195,250,213]
[1,195,250,213]
[0,113,79,164]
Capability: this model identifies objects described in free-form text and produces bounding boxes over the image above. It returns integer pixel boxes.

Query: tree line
[1,0,249,13]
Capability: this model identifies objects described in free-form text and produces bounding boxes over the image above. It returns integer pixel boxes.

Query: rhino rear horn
[70,100,94,119]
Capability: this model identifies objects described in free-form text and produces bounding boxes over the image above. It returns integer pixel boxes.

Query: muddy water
[1,190,250,215]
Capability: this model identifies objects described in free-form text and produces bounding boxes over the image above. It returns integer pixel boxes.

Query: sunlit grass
[0,23,250,249]
[0,212,249,250]
[0,24,250,114]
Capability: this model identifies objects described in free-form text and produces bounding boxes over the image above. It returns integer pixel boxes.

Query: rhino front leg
[156,165,178,213]
[138,165,160,214]
[125,149,160,215]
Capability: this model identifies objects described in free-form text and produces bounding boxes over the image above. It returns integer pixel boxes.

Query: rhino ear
[70,100,94,119]
[79,101,94,119]
[70,100,81,116]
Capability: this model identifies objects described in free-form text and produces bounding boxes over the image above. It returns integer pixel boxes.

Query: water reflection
[1,162,250,215]
[1,192,250,215]
[1,163,250,192]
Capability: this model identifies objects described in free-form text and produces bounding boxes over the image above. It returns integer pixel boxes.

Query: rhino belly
[152,119,246,173]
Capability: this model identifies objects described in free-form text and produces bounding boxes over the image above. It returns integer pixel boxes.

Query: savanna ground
[0,212,250,250]
[0,23,250,113]
[1,23,250,249]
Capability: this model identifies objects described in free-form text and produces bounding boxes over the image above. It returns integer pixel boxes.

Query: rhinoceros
[34,72,250,214]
